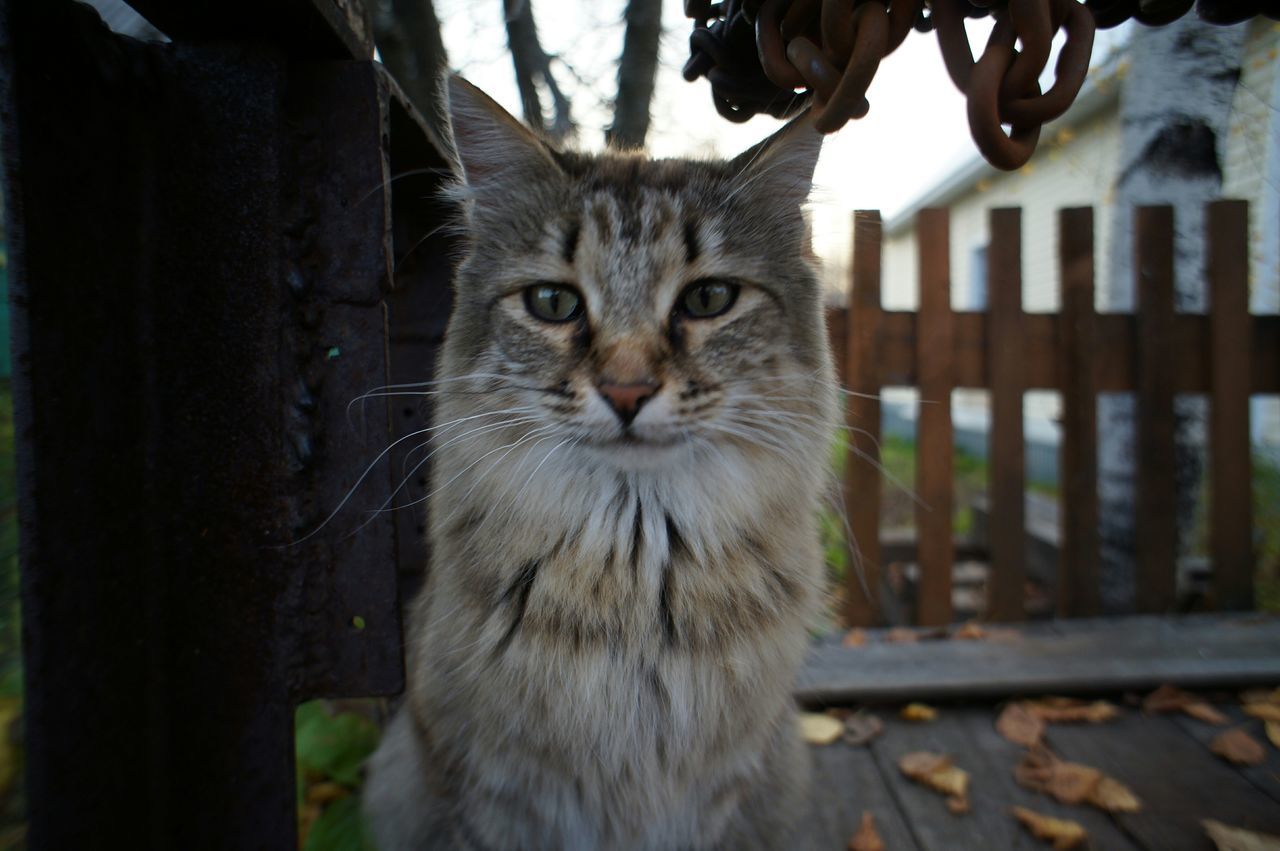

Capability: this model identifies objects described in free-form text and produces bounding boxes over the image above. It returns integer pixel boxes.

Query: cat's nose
[597,381,660,426]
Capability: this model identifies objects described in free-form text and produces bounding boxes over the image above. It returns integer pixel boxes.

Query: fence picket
[845,211,885,626]
[916,209,954,625]
[1208,200,1253,611]
[1059,207,1102,617]
[987,208,1026,621]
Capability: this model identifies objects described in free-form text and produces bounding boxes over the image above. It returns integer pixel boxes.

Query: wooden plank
[915,209,954,626]
[867,710,1023,849]
[987,208,1026,622]
[1135,206,1178,613]
[872,310,1280,394]
[845,211,885,626]
[955,710,1142,851]
[1058,207,1101,617]
[1046,709,1280,849]
[825,306,848,388]
[1172,703,1280,808]
[808,739,922,850]
[1208,200,1254,611]
[797,614,1280,704]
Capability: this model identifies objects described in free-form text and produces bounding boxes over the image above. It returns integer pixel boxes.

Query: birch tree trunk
[1098,16,1244,612]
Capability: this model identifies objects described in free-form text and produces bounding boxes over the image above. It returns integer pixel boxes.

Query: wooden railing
[826,203,1280,627]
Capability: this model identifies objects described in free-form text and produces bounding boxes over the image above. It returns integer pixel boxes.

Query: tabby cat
[363,76,836,851]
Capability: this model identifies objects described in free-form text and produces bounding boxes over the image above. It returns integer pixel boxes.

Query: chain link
[683,0,1278,169]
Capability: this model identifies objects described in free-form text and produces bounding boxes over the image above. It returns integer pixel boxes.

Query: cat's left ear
[728,112,823,208]
[444,74,562,192]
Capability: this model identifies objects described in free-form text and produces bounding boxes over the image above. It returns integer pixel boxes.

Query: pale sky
[436,1,1131,269]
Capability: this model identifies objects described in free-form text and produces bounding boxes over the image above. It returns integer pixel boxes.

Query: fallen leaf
[1024,697,1119,724]
[1185,702,1230,725]
[885,627,919,644]
[953,621,987,640]
[899,751,969,804]
[305,781,349,806]
[1014,746,1141,812]
[901,702,938,722]
[946,795,971,814]
[1142,685,1228,724]
[843,711,885,746]
[799,712,844,746]
[1267,721,1280,750]
[1090,776,1142,813]
[1203,818,1280,851]
[1211,728,1266,765]
[1012,806,1088,850]
[1143,683,1196,713]
[1244,703,1280,723]
[1240,688,1280,706]
[996,702,1045,748]
[842,628,868,648]
[847,811,884,851]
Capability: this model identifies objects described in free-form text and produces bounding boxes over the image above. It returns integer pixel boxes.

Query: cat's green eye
[524,283,583,323]
[679,280,739,319]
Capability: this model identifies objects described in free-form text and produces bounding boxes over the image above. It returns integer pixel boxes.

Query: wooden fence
[826,204,1280,627]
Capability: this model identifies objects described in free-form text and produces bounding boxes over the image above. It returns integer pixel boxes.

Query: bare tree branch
[503,0,574,142]
[606,0,662,149]
[373,0,449,133]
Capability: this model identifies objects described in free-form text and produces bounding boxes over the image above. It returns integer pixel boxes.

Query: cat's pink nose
[597,381,660,426]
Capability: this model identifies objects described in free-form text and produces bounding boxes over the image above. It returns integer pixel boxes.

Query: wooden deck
[800,614,1280,850]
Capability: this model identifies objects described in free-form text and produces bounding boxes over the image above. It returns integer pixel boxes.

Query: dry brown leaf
[997,702,1046,748]
[1024,697,1120,724]
[1012,806,1088,850]
[842,628,869,648]
[1267,721,1280,749]
[953,621,988,640]
[1244,703,1280,723]
[847,811,884,851]
[901,702,938,722]
[1212,728,1267,765]
[946,795,971,815]
[798,712,844,745]
[843,711,885,746]
[1203,818,1280,851]
[1185,702,1231,725]
[898,751,970,802]
[305,781,349,806]
[1089,776,1142,813]
[1014,746,1141,812]
[1143,683,1196,713]
[1240,688,1280,706]
[885,627,919,644]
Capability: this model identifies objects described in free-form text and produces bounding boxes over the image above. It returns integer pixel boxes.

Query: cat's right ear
[444,75,561,193]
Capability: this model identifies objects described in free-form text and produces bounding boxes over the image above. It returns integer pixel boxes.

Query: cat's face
[441,77,832,471]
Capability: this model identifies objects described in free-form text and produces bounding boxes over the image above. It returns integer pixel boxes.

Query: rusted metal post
[0,1,453,846]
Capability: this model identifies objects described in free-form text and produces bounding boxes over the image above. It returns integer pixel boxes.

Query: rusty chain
[683,0,1280,170]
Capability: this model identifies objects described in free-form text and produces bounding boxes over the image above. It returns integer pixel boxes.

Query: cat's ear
[727,112,823,208]
[444,75,561,191]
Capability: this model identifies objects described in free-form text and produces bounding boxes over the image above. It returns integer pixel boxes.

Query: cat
[363,75,837,851]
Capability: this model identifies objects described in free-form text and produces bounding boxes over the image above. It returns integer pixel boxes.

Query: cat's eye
[524,283,583,323]
[678,280,739,319]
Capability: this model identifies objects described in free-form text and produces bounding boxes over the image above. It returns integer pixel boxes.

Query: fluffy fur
[363,76,836,851]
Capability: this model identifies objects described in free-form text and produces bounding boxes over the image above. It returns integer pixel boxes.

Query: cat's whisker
[394,423,561,519]
[435,425,566,527]
[399,409,542,474]
[341,415,546,540]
